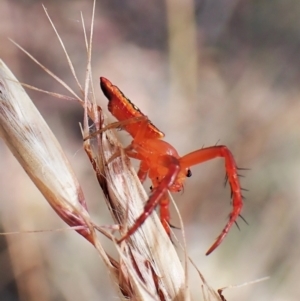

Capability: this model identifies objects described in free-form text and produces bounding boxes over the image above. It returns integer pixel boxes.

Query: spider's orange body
[100,77,243,255]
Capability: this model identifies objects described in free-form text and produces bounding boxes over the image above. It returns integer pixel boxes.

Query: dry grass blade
[42,4,83,93]
[0,59,112,270]
[217,276,270,301]
[9,39,83,105]
[0,59,89,239]
[189,257,222,301]
[83,110,190,300]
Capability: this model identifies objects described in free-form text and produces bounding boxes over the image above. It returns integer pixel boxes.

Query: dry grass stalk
[0,59,91,241]
[0,59,112,267]
[84,104,191,300]
[0,1,225,300]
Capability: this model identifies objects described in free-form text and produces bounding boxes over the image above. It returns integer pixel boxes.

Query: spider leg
[179,145,243,255]
[122,147,149,183]
[117,155,180,243]
[83,116,147,141]
[159,194,171,236]
[137,160,149,183]
[106,145,140,165]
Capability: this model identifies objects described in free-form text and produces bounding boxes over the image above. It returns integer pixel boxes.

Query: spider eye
[187,169,192,177]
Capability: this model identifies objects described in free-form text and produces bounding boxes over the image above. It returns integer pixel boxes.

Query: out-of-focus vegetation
[0,0,299,300]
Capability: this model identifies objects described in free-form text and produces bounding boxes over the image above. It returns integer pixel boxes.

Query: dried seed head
[0,59,94,243]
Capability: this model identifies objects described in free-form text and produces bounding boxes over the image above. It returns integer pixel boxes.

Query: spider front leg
[83,116,147,141]
[117,155,180,243]
[179,145,243,255]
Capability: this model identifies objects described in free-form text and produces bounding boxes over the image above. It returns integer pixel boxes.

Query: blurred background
[0,0,299,300]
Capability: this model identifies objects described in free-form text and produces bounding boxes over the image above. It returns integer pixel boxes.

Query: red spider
[100,77,244,255]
